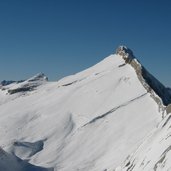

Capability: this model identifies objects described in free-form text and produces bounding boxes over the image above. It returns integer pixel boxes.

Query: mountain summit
[0,46,170,171]
[117,45,171,112]
[116,45,135,60]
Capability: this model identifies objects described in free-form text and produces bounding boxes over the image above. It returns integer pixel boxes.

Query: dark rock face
[116,46,171,114]
[8,87,34,94]
[3,73,48,95]
[116,46,134,58]
[116,46,135,63]
[28,73,48,82]
[1,80,15,86]
[166,104,171,114]
[141,67,171,106]
[0,80,25,87]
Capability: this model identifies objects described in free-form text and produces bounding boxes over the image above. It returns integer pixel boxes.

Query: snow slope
[117,112,171,171]
[0,46,169,171]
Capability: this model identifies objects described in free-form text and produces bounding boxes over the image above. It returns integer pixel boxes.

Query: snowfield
[0,46,170,171]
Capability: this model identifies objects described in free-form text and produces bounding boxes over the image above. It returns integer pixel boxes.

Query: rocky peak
[116,46,135,62]
[2,73,48,95]
[116,45,171,114]
[27,73,48,82]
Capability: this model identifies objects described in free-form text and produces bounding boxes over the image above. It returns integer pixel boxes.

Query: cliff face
[116,46,171,115]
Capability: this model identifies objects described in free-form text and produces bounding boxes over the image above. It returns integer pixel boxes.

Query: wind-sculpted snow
[12,140,44,159]
[0,147,53,171]
[0,46,168,171]
[117,113,171,171]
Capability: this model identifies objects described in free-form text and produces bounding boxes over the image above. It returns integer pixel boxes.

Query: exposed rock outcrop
[27,73,48,82]
[0,80,16,86]
[116,46,171,115]
[166,104,171,114]
[0,73,48,95]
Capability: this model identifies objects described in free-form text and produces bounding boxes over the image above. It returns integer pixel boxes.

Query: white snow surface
[118,113,171,171]
[0,54,162,171]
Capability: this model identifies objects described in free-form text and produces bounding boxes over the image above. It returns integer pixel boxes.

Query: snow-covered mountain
[0,46,170,171]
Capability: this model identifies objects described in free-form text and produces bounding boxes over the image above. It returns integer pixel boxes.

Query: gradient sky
[0,0,170,87]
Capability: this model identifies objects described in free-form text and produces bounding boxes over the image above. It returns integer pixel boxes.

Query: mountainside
[117,112,171,171]
[0,46,170,171]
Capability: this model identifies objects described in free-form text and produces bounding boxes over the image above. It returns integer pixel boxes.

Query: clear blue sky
[0,0,170,87]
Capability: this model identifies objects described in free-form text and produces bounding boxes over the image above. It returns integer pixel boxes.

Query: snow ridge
[116,46,171,115]
[0,73,48,95]
[115,46,171,171]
